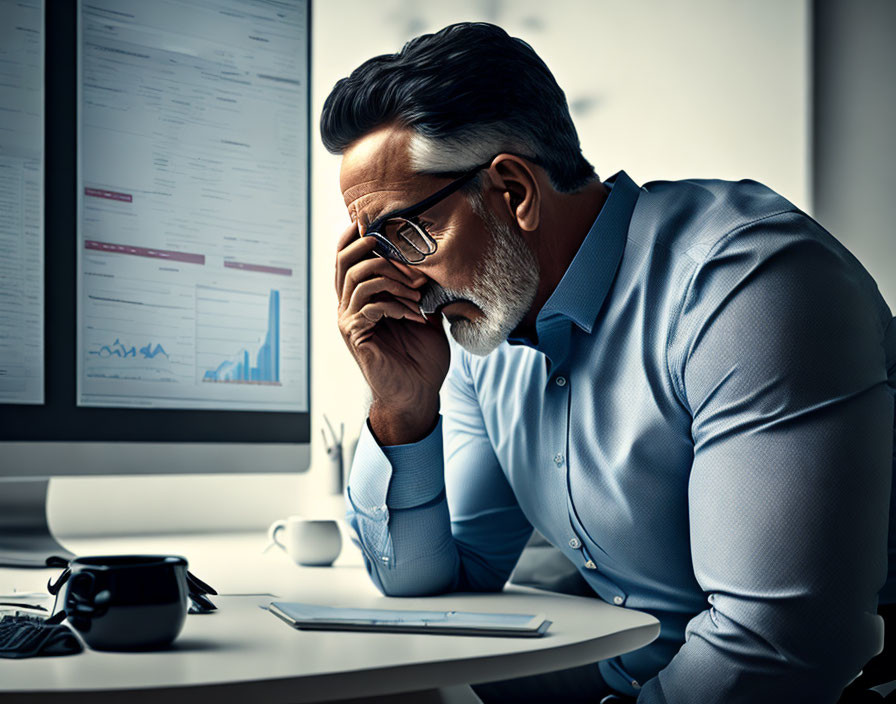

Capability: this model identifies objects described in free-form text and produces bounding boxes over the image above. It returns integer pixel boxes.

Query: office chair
[839,683,896,702]
[597,677,896,704]
[837,602,895,702]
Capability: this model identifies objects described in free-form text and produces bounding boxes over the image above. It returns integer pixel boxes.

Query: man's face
[340,126,539,355]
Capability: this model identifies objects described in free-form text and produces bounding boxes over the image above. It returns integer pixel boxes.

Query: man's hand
[335,221,450,445]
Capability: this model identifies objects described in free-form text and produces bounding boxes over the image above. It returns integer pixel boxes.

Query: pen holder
[327,444,344,495]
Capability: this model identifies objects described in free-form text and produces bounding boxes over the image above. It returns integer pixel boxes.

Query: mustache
[417,282,473,316]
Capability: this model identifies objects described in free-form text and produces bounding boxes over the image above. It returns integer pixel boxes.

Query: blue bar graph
[202,290,280,384]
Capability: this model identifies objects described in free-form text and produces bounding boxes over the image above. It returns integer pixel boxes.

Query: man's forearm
[346,416,463,596]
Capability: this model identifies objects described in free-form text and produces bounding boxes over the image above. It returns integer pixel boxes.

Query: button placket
[581,544,598,570]
[550,369,570,472]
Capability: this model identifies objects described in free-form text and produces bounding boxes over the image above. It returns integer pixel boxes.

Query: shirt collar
[508,170,640,355]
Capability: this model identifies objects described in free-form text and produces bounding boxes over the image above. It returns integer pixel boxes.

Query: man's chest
[472,333,696,584]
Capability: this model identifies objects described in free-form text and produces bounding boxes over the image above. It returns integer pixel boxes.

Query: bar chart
[197,289,281,386]
[202,290,280,385]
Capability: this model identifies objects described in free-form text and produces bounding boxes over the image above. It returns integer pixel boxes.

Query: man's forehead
[340,126,421,207]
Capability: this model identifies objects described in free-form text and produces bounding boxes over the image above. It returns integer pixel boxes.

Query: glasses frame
[364,160,493,265]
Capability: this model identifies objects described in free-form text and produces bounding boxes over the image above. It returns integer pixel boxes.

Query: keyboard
[0,613,82,658]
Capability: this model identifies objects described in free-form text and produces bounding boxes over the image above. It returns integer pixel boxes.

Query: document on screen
[0,0,44,405]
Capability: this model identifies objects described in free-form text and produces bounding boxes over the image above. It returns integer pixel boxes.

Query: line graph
[90,339,170,360]
[82,279,195,385]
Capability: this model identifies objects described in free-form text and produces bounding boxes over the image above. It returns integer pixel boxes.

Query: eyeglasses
[363,160,492,265]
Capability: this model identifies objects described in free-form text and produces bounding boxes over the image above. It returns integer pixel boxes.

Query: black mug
[52,555,189,651]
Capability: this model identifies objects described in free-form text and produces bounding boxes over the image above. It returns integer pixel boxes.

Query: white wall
[50,0,812,537]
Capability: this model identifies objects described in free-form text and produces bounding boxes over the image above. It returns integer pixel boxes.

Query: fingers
[344,300,427,346]
[336,220,360,251]
[339,276,425,347]
[360,299,423,323]
[334,218,430,348]
[337,246,428,310]
[335,230,376,297]
[335,220,428,298]
[342,259,421,305]
[347,276,421,315]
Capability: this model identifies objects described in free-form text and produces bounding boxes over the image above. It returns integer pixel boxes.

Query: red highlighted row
[84,187,133,203]
[85,240,205,264]
[84,240,293,277]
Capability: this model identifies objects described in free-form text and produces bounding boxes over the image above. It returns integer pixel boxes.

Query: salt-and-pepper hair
[321,22,597,195]
[407,126,536,202]
[407,125,532,179]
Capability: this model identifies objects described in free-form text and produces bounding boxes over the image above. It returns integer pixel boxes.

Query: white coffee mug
[267,516,342,567]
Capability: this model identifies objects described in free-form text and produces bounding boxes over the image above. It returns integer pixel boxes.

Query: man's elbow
[370,561,509,596]
[710,596,884,695]
[369,562,459,597]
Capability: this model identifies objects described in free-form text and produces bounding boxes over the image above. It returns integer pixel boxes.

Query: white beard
[418,206,539,356]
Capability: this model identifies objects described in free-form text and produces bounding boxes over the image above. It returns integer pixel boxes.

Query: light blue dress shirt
[346,171,896,702]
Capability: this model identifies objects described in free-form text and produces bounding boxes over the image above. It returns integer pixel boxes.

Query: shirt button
[553,453,564,467]
[631,680,641,690]
[568,537,581,549]
[555,376,567,387]
[613,596,624,605]
[584,559,596,570]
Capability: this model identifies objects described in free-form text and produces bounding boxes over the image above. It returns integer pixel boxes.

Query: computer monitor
[0,0,312,566]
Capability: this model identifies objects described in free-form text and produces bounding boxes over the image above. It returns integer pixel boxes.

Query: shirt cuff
[381,417,445,509]
[349,415,445,514]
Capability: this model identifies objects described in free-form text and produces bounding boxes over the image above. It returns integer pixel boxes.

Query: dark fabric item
[473,659,613,704]
[0,614,82,658]
[840,604,896,701]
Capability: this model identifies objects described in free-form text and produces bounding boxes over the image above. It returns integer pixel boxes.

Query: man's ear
[487,155,541,232]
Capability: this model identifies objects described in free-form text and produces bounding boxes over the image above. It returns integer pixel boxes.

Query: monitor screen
[77,0,309,412]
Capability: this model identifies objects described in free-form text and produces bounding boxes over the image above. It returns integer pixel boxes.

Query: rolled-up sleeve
[641,216,894,703]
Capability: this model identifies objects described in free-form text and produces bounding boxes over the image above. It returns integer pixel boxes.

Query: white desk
[0,532,660,703]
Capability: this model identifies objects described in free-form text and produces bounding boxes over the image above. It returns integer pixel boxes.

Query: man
[322,22,896,703]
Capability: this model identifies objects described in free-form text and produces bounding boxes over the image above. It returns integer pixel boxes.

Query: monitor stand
[0,479,75,568]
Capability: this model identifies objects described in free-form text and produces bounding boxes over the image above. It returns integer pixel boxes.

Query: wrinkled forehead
[340,126,429,222]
